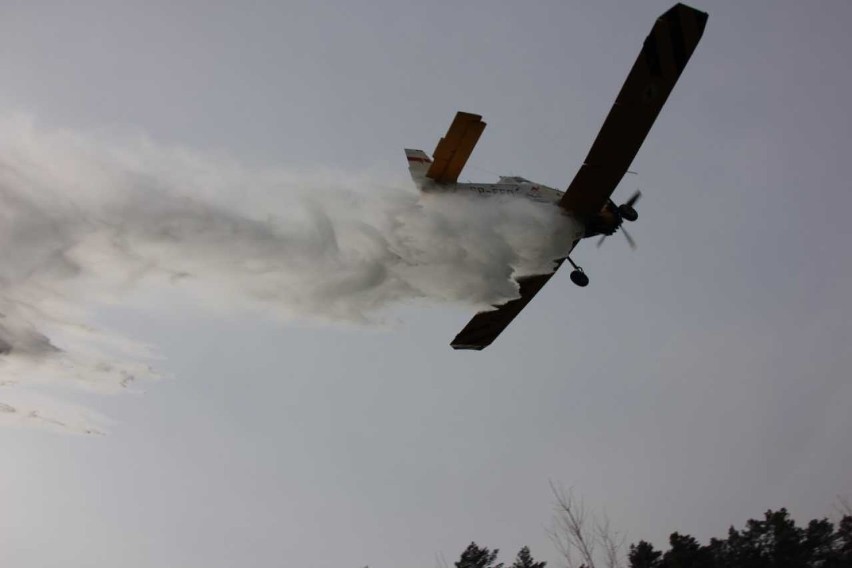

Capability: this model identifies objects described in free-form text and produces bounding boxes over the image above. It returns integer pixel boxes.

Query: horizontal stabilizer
[426,112,486,184]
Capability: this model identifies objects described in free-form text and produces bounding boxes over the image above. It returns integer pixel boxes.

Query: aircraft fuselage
[420,177,625,239]
[419,177,563,204]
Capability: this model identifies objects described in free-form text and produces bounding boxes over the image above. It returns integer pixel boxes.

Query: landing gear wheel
[570,269,589,287]
[618,204,638,222]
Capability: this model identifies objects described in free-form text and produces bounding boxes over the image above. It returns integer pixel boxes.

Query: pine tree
[625,508,852,568]
[511,546,546,568]
[660,533,712,568]
[455,542,503,568]
[628,541,661,568]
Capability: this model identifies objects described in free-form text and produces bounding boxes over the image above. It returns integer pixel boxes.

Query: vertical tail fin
[404,148,432,191]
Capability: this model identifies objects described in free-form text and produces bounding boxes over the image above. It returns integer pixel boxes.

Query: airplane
[404,3,708,350]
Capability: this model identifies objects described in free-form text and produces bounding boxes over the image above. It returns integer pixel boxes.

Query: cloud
[0,113,578,431]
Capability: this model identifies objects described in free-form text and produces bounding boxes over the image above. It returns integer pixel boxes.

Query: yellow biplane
[404,3,708,350]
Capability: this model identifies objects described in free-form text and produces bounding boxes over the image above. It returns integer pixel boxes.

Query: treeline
[446,507,851,568]
[452,543,545,568]
[628,508,852,568]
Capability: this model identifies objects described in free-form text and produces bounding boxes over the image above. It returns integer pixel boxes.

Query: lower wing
[451,259,566,350]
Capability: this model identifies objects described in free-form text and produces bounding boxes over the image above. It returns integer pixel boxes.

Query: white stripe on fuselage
[416,179,586,243]
[421,181,565,205]
[463,182,585,244]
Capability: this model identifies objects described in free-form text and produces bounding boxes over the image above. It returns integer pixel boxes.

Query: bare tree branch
[548,482,597,568]
[548,482,625,568]
[835,495,852,518]
[596,514,625,568]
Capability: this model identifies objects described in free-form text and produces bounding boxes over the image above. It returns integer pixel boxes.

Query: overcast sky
[1,1,851,567]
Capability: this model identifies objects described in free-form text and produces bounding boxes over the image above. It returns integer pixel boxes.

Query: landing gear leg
[566,256,589,287]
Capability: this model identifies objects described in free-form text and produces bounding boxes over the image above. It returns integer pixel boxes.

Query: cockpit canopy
[499,176,531,184]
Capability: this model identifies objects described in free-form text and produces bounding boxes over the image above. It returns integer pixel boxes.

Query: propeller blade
[626,189,642,208]
[621,226,637,250]
[596,234,607,248]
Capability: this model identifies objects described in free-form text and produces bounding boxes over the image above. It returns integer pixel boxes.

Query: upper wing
[559,3,708,219]
[426,112,486,184]
[451,259,566,350]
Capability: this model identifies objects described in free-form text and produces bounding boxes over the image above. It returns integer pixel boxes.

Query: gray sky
[1,1,851,567]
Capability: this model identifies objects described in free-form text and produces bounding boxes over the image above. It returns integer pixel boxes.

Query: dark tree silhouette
[628,541,661,568]
[626,508,852,568]
[455,542,503,568]
[511,546,547,568]
[447,503,852,568]
[660,533,712,568]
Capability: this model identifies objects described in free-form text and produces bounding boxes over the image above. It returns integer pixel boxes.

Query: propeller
[596,226,637,250]
[625,189,642,208]
[596,189,642,249]
[621,225,637,250]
